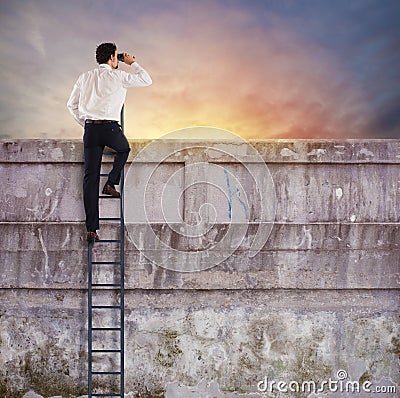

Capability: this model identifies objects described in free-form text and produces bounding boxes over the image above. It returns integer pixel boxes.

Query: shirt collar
[99,63,112,70]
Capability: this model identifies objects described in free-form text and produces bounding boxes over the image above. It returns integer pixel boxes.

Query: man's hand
[124,53,135,65]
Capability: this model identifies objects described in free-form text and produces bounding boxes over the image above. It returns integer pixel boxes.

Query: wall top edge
[1,139,400,163]
[2,138,400,143]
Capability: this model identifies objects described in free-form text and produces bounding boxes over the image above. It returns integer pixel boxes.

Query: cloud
[120,2,374,139]
[0,0,398,139]
[10,1,47,56]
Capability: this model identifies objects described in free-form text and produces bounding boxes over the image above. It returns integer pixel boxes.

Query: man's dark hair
[96,42,117,64]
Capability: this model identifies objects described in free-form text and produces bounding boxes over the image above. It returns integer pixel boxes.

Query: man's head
[96,42,118,68]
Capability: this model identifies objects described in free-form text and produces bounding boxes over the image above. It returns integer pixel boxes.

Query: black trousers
[83,122,130,231]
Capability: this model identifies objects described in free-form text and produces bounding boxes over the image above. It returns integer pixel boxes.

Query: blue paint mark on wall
[223,167,249,220]
[224,167,233,220]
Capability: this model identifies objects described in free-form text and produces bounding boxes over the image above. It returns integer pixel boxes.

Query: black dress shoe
[102,183,120,198]
[87,231,100,242]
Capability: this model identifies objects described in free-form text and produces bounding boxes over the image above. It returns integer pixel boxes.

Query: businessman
[67,42,152,242]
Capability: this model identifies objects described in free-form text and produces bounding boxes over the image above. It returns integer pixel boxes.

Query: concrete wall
[0,139,399,397]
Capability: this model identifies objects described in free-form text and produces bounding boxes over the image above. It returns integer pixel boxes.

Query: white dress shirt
[67,62,152,126]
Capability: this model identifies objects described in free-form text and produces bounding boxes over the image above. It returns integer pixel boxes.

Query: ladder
[87,109,125,397]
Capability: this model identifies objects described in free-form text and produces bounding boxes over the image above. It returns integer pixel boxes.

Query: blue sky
[0,0,399,139]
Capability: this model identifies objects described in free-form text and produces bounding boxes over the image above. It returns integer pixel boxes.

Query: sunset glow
[0,0,399,139]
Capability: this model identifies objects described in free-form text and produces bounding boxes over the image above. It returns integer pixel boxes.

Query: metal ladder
[87,110,125,397]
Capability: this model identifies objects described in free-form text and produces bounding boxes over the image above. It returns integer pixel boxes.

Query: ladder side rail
[119,104,125,398]
[88,243,93,398]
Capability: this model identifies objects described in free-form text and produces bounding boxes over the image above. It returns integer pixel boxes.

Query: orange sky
[122,5,371,139]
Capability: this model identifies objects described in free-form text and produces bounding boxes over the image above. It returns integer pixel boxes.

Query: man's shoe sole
[102,184,120,198]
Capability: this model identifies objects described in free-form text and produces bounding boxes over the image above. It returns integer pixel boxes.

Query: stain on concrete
[155,330,183,368]
[280,147,299,159]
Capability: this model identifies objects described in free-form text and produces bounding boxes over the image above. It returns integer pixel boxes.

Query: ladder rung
[100,173,109,177]
[92,394,121,397]
[99,195,121,199]
[92,327,121,331]
[99,217,121,221]
[92,371,121,375]
[92,306,121,309]
[92,349,121,353]
[103,151,116,155]
[92,284,121,287]
[92,261,121,264]
[97,239,121,243]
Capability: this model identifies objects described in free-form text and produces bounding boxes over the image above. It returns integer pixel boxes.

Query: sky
[0,0,399,140]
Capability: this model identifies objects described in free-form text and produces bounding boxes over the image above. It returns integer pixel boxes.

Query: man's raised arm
[121,53,152,88]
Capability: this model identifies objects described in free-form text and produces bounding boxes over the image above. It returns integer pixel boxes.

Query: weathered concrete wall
[0,139,399,398]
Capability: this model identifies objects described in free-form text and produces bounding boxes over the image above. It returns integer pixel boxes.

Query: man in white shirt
[67,42,152,242]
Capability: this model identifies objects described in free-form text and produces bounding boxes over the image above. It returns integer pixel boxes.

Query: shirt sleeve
[121,62,152,88]
[67,77,85,126]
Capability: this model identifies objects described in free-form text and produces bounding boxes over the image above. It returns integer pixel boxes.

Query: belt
[85,119,116,124]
